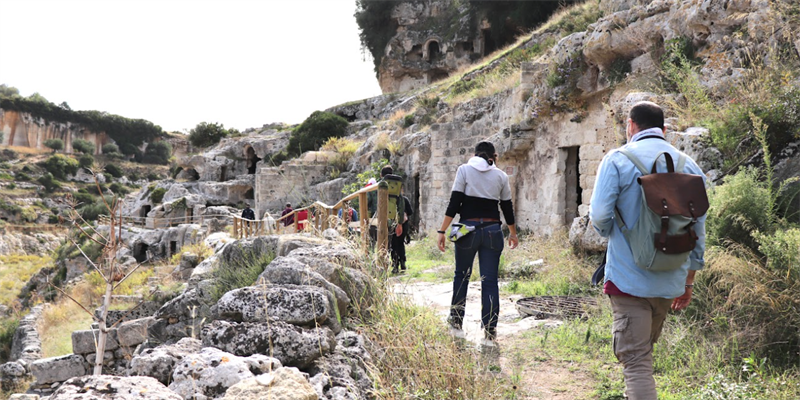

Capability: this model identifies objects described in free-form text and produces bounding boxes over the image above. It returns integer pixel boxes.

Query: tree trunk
[93,280,114,375]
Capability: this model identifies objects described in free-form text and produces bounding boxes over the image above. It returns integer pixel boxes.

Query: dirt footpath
[393,279,596,400]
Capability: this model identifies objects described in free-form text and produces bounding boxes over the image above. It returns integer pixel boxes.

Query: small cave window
[244,188,254,200]
[140,205,151,219]
[245,145,261,175]
[482,29,497,56]
[427,41,441,62]
[407,44,423,62]
[169,241,177,255]
[133,243,149,263]
[219,166,227,182]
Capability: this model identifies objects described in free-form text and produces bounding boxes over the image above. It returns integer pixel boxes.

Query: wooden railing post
[321,208,330,231]
[294,213,299,233]
[377,181,389,269]
[359,192,368,248]
[233,217,239,239]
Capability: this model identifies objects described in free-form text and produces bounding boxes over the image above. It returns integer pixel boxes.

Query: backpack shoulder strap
[617,149,649,175]
[676,153,687,172]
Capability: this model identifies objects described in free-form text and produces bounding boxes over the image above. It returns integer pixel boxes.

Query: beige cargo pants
[609,295,673,400]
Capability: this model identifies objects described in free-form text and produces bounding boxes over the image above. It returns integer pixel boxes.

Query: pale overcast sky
[0,0,382,132]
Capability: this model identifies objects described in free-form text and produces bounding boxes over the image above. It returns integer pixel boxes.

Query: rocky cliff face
[0,109,109,154]
[378,0,481,93]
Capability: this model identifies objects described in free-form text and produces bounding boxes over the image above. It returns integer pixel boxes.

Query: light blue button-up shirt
[589,128,707,298]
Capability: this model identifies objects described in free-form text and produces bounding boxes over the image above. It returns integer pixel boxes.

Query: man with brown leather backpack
[589,101,708,399]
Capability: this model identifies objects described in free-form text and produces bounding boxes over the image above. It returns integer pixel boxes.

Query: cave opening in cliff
[185,207,193,223]
[408,44,423,62]
[133,243,149,263]
[481,29,497,56]
[140,205,151,221]
[219,166,227,182]
[428,70,449,84]
[427,41,441,62]
[562,146,582,225]
[185,168,200,181]
[244,188,254,200]
[169,241,177,256]
[245,145,261,174]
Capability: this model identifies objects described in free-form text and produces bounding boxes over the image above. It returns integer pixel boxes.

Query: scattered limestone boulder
[128,337,202,385]
[1,361,27,391]
[569,215,608,253]
[223,367,319,400]
[117,317,156,348]
[307,331,373,400]
[72,329,119,354]
[50,375,181,400]
[30,354,86,386]
[201,320,335,369]
[213,285,336,332]
[168,347,279,400]
[258,256,350,317]
[149,285,215,344]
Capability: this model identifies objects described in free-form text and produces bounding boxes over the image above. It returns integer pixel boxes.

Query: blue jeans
[450,220,504,331]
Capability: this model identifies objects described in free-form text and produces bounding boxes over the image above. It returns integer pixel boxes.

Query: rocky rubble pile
[15,234,377,400]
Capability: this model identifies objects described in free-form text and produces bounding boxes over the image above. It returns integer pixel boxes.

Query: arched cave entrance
[133,243,149,263]
[482,29,497,56]
[427,41,441,62]
[245,146,261,175]
[140,205,151,221]
[244,188,254,200]
[185,168,200,181]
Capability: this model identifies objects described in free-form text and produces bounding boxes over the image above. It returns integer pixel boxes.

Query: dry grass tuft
[0,254,52,307]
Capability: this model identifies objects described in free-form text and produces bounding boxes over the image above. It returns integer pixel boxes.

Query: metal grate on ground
[516,295,599,320]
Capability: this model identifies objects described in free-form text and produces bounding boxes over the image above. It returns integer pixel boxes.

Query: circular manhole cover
[516,296,598,320]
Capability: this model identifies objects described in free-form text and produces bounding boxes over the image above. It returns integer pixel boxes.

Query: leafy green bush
[0,317,20,363]
[71,138,95,154]
[706,167,772,251]
[109,183,129,195]
[44,138,64,153]
[43,154,79,180]
[286,111,349,157]
[753,228,800,274]
[78,196,114,222]
[37,173,60,192]
[72,191,95,206]
[147,172,161,181]
[150,187,166,204]
[210,249,275,302]
[101,143,119,154]
[188,122,229,148]
[142,141,172,165]
[78,154,94,168]
[104,163,123,178]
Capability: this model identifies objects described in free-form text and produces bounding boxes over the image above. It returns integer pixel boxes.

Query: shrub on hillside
[44,138,64,153]
[150,187,166,204]
[78,154,94,168]
[101,143,119,154]
[104,163,123,178]
[72,139,95,155]
[142,141,172,165]
[43,154,79,180]
[109,183,129,196]
[14,172,30,182]
[210,248,275,302]
[72,191,95,207]
[706,167,772,252]
[37,173,60,192]
[286,111,348,157]
[188,122,229,148]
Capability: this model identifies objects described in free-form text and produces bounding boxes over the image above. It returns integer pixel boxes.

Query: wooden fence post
[233,217,240,239]
[359,192,368,249]
[377,181,389,269]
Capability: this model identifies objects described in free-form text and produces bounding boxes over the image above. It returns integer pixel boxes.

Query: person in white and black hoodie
[437,141,519,344]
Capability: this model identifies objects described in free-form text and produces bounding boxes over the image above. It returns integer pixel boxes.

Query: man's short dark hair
[380,165,394,177]
[286,203,291,208]
[629,101,664,131]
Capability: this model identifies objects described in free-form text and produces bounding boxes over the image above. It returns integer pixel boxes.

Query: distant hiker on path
[241,205,256,232]
[437,141,518,345]
[391,192,413,274]
[589,101,708,400]
[281,203,294,227]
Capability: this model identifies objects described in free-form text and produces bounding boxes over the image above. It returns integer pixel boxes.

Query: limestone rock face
[0,361,27,391]
[201,320,335,369]
[569,215,608,253]
[257,256,350,317]
[223,367,319,400]
[30,354,86,386]
[308,331,373,400]
[50,375,182,400]
[149,286,215,344]
[213,285,335,331]
[378,1,478,93]
[0,232,62,256]
[0,109,110,153]
[128,337,203,385]
[168,347,279,400]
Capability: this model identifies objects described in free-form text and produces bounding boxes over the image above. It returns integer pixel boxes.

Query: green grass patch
[210,249,276,302]
[0,254,53,307]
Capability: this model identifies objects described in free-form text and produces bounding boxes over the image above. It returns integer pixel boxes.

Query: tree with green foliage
[72,138,95,154]
[44,138,64,153]
[150,187,167,204]
[102,143,119,154]
[142,141,172,165]
[0,84,20,98]
[355,0,402,72]
[104,163,123,178]
[43,154,79,180]
[79,154,94,168]
[286,111,349,157]
[188,122,229,148]
[26,92,49,104]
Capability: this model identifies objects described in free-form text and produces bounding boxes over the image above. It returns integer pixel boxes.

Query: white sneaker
[449,327,466,339]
